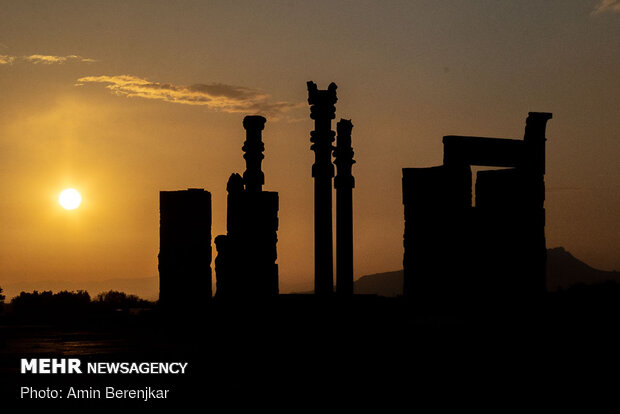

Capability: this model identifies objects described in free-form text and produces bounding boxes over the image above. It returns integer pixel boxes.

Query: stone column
[523,112,552,204]
[307,81,337,296]
[242,115,267,193]
[523,112,552,295]
[334,119,355,295]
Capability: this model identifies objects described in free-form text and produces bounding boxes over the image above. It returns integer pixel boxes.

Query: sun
[59,188,82,210]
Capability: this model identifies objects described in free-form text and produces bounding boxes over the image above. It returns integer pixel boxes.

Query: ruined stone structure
[307,81,338,296]
[334,119,355,295]
[402,112,552,305]
[158,188,212,308]
[215,115,279,298]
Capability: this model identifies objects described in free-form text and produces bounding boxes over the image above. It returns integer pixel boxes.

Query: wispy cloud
[0,55,16,65]
[0,54,96,65]
[76,74,301,118]
[592,0,620,15]
[24,54,96,64]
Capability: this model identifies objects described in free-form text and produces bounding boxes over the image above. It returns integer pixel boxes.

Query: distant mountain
[353,247,620,297]
[354,270,404,297]
[546,247,620,290]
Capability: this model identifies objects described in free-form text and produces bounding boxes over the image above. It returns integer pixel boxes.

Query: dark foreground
[1,293,620,411]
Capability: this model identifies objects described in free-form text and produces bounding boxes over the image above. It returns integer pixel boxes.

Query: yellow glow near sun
[59,188,82,210]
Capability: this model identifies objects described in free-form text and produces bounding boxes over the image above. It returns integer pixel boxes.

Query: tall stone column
[334,119,355,296]
[215,115,279,299]
[242,115,267,193]
[523,112,552,294]
[307,81,337,296]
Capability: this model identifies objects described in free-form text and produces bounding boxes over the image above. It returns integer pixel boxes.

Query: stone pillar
[307,81,337,296]
[523,112,552,205]
[334,119,355,295]
[242,115,267,193]
[523,112,552,294]
[214,116,279,300]
[159,188,212,309]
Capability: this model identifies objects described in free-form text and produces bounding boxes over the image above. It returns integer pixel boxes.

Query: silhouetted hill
[354,270,404,297]
[353,247,620,296]
[546,247,620,290]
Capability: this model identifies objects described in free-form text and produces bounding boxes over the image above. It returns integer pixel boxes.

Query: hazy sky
[1,0,619,295]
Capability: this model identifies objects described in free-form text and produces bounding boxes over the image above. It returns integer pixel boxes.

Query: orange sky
[1,1,619,298]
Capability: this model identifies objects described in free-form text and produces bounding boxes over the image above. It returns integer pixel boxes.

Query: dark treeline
[0,286,5,314]
[2,281,620,325]
[1,288,154,322]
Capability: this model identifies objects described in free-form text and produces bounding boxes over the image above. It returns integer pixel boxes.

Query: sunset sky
[1,0,619,298]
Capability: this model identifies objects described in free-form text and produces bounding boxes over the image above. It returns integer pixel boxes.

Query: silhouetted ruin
[158,189,212,308]
[307,81,337,296]
[402,112,552,305]
[215,116,279,298]
[334,119,355,295]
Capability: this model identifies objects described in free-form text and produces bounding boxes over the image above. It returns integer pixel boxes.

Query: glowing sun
[59,188,82,210]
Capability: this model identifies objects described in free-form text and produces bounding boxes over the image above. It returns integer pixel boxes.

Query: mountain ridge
[353,247,620,297]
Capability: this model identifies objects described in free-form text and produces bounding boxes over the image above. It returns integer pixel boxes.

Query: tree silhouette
[10,290,91,319]
[0,285,5,313]
[95,290,151,310]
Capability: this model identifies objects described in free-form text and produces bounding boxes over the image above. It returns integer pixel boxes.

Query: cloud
[24,54,96,64]
[592,0,620,15]
[0,54,96,65]
[0,55,15,65]
[77,74,301,118]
